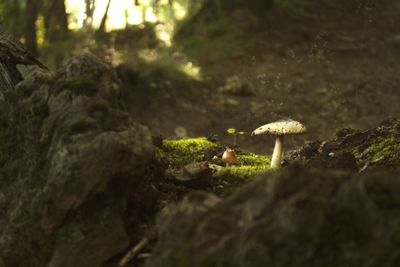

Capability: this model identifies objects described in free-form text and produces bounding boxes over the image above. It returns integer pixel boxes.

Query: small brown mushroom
[222,148,238,166]
[251,120,306,168]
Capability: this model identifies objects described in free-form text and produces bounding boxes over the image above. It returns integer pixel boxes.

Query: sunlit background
[61,0,201,78]
[1,0,399,153]
[66,0,189,46]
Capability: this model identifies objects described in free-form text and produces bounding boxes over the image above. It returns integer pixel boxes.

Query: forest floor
[2,3,399,266]
[121,2,400,155]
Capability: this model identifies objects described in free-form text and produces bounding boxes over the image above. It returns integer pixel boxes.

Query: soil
[121,2,400,155]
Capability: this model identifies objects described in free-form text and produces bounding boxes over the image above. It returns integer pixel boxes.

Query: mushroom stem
[271,135,284,168]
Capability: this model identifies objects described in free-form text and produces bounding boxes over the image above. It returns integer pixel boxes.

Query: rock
[173,161,212,187]
[146,166,400,267]
[0,53,155,267]
[285,119,400,171]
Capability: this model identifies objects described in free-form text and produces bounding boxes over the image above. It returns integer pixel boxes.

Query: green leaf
[237,132,245,135]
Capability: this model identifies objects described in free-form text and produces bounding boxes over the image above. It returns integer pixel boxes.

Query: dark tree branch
[0,28,47,95]
[98,0,113,33]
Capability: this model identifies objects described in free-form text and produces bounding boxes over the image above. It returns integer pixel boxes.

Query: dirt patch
[121,1,400,155]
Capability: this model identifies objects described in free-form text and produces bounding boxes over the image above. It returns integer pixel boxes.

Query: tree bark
[84,0,96,29]
[25,0,38,57]
[44,0,69,42]
[98,0,113,33]
[0,28,47,95]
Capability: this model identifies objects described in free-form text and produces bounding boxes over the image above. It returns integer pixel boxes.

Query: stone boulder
[146,166,400,267]
[0,53,155,267]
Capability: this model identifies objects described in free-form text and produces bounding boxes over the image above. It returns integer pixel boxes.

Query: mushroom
[251,120,306,168]
[222,148,238,166]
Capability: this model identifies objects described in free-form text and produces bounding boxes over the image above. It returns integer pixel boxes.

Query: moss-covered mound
[354,137,400,168]
[156,138,272,196]
[146,166,400,267]
[157,138,218,167]
[286,118,400,171]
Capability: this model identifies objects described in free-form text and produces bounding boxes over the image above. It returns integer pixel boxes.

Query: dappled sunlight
[36,17,46,46]
[138,48,160,63]
[180,61,201,80]
[70,0,205,81]
[125,6,145,25]
[145,7,158,23]
[155,24,173,47]
[66,0,189,46]
[66,1,85,29]
[137,48,202,80]
[66,0,155,30]
[105,47,125,66]
[172,1,187,19]
[2,2,400,266]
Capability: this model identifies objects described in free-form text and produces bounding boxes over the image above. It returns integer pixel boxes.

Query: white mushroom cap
[251,120,306,136]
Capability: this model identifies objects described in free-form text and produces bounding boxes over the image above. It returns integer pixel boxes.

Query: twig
[118,230,156,267]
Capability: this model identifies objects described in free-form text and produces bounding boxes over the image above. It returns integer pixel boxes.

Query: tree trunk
[84,0,96,29]
[25,0,38,56]
[44,0,69,42]
[98,0,113,33]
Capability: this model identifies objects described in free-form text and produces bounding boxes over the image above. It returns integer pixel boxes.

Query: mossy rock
[0,53,156,267]
[354,137,400,168]
[290,119,400,171]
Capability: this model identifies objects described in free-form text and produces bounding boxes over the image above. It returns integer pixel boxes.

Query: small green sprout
[227,128,245,146]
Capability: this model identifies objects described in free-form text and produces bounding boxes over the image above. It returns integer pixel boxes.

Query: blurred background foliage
[0,0,375,69]
[0,0,384,74]
[1,0,399,153]
[0,0,208,70]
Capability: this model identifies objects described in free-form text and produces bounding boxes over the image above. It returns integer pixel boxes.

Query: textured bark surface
[0,27,46,94]
[0,52,155,267]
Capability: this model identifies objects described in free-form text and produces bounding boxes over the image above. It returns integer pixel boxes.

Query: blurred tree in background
[0,0,397,149]
[0,0,384,68]
[0,0,204,55]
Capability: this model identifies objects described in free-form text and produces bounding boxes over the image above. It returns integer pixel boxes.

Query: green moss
[355,137,400,168]
[156,137,273,196]
[215,153,271,181]
[157,138,218,168]
[237,154,270,166]
[390,118,400,131]
[212,153,272,196]
[214,165,270,181]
